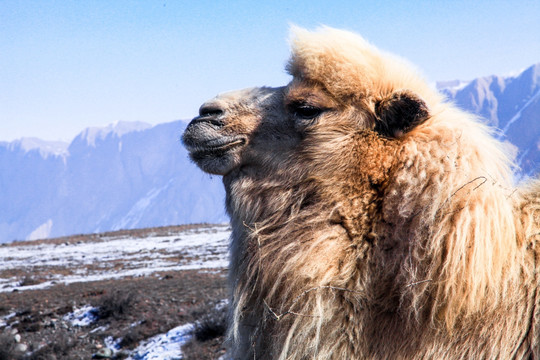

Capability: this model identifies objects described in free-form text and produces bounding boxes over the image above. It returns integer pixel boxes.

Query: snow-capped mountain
[0,121,226,243]
[439,63,540,177]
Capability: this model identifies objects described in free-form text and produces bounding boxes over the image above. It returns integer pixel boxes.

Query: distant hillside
[439,63,540,177]
[0,121,226,243]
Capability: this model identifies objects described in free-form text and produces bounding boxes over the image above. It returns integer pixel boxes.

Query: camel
[182,27,540,359]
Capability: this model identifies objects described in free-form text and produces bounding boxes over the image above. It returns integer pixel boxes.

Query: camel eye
[290,104,323,120]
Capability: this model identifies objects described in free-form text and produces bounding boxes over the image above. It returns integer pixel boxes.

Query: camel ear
[374,90,429,138]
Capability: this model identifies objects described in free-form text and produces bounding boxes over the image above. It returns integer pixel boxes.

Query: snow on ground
[62,304,195,359]
[0,224,231,293]
[127,323,194,360]
[63,304,98,326]
[61,299,229,359]
[0,312,17,328]
[1,224,231,359]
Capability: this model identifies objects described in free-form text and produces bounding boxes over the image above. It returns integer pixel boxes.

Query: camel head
[183,27,434,183]
[182,86,292,176]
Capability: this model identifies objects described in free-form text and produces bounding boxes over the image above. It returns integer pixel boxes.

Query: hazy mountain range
[438,62,540,177]
[0,121,226,243]
[1,63,538,243]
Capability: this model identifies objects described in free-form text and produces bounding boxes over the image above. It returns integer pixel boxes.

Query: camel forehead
[285,80,341,109]
[287,26,429,102]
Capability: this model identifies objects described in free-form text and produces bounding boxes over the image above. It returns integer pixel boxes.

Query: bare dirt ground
[0,225,229,360]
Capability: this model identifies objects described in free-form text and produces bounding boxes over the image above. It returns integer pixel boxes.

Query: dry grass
[91,289,137,321]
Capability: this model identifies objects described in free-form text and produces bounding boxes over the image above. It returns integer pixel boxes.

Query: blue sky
[1,0,539,141]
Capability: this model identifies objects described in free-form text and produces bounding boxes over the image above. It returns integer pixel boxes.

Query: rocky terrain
[0,224,230,359]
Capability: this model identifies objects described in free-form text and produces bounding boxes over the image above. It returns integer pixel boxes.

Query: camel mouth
[187,137,246,161]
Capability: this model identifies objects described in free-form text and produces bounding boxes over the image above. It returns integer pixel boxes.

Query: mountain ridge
[439,63,540,177]
[0,120,226,243]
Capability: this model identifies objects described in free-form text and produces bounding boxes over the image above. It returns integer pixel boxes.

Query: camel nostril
[189,105,225,128]
[199,105,224,118]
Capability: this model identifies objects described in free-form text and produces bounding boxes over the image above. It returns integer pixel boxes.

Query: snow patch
[0,224,230,293]
[90,325,110,333]
[105,335,123,352]
[7,138,68,158]
[214,298,228,311]
[516,148,531,168]
[81,121,152,146]
[502,67,528,79]
[26,219,53,241]
[113,180,172,231]
[436,79,470,92]
[501,88,540,135]
[127,323,194,360]
[0,312,17,328]
[63,305,98,326]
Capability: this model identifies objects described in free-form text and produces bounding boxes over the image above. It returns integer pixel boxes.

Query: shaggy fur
[182,27,540,359]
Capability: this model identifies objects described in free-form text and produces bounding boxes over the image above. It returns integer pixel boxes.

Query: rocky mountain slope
[439,63,540,177]
[0,121,226,243]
